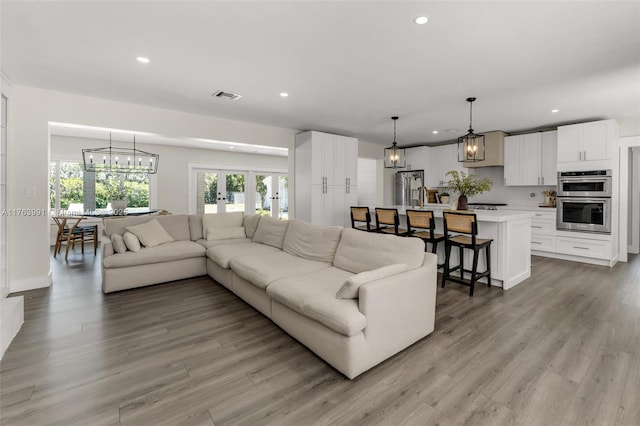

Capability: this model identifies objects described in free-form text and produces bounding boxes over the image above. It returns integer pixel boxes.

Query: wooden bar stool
[350,206,373,232]
[441,211,492,296]
[406,209,446,268]
[374,208,408,236]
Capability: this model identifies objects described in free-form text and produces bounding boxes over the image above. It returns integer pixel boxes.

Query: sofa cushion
[188,214,204,241]
[103,214,192,242]
[230,251,329,290]
[197,238,252,250]
[252,216,289,249]
[111,234,127,254]
[123,231,141,253]
[336,263,408,299]
[267,267,366,337]
[206,226,246,241]
[243,214,261,239]
[126,219,174,248]
[202,212,244,240]
[283,220,343,264]
[334,228,425,273]
[206,241,280,268]
[103,241,205,268]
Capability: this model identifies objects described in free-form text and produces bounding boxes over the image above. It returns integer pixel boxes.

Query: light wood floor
[1,249,639,425]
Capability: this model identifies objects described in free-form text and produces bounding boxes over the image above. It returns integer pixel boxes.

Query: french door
[195,170,246,214]
[255,174,288,219]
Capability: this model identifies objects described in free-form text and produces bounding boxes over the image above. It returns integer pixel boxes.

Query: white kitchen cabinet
[504,131,556,186]
[295,131,358,227]
[556,235,611,259]
[557,119,614,164]
[404,146,428,173]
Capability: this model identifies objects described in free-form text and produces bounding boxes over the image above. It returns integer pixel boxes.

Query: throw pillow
[123,231,141,252]
[126,219,174,247]
[202,212,244,239]
[206,226,246,241]
[243,214,262,239]
[111,234,127,254]
[252,216,290,249]
[336,264,409,299]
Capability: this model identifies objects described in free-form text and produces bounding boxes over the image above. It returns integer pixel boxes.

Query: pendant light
[384,116,406,168]
[458,97,485,162]
[82,132,159,174]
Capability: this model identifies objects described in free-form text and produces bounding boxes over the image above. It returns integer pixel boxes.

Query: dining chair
[52,216,98,260]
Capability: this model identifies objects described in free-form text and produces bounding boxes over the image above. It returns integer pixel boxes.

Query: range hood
[462,131,507,168]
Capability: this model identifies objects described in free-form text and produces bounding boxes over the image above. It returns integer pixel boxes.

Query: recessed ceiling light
[280,92,289,97]
[551,109,559,113]
[229,146,235,149]
[414,16,429,25]
[136,56,150,64]
[432,130,438,134]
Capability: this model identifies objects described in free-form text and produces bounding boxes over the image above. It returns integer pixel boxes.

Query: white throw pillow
[336,264,409,299]
[206,226,246,241]
[202,212,244,239]
[111,234,127,254]
[252,216,290,249]
[126,219,174,247]
[123,231,141,252]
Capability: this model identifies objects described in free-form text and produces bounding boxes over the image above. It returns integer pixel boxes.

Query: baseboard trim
[10,271,52,294]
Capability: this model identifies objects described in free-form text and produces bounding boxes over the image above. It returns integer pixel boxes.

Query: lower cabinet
[310,185,357,227]
[528,209,615,266]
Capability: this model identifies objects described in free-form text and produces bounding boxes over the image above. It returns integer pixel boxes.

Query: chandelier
[458,97,486,162]
[384,116,406,168]
[82,133,159,174]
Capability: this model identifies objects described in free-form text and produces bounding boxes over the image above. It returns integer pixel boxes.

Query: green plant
[443,170,492,197]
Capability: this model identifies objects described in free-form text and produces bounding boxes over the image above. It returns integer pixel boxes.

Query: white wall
[470,167,556,207]
[51,135,287,214]
[8,85,298,293]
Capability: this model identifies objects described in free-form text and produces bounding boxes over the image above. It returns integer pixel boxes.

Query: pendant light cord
[468,101,473,133]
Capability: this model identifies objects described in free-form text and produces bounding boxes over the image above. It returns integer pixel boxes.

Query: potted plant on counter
[443,170,492,210]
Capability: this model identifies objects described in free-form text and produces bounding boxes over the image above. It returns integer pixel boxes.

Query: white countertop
[500,205,556,212]
[384,205,535,222]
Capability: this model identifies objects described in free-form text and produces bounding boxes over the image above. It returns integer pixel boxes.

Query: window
[49,160,150,213]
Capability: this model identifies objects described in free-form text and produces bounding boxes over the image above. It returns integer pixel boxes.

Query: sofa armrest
[102,236,114,258]
[358,253,437,360]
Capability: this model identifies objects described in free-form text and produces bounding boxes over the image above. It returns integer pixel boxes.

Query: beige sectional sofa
[102,213,437,379]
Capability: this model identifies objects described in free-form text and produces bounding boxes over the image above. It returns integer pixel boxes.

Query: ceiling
[2,1,639,147]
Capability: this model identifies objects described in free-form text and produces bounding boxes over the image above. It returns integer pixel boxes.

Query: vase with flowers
[442,170,492,210]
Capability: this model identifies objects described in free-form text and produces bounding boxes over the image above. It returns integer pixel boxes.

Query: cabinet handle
[535,213,542,216]
[583,151,587,160]
[578,151,582,161]
[572,246,589,250]
[532,241,542,244]
[532,225,543,229]
[541,176,544,185]
[537,177,540,185]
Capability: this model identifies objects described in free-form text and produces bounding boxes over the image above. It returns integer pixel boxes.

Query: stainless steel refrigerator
[395,170,424,206]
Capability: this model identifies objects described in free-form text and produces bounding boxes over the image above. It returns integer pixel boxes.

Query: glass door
[196,170,246,214]
[254,174,288,219]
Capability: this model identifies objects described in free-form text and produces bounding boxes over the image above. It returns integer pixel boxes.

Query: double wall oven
[556,170,611,234]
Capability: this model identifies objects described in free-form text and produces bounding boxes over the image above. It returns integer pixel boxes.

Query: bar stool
[441,211,492,296]
[374,208,408,235]
[350,206,373,232]
[405,209,446,268]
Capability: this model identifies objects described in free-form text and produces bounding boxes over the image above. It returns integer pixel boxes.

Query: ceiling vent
[212,90,242,101]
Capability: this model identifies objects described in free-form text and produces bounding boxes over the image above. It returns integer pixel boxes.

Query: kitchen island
[385,204,534,290]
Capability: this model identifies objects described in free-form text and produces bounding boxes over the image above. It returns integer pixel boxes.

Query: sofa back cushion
[202,212,244,239]
[243,214,261,239]
[333,228,425,273]
[283,219,343,264]
[188,215,203,241]
[252,216,289,249]
[103,214,191,241]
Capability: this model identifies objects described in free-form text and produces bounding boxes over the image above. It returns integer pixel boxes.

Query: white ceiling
[2,1,639,147]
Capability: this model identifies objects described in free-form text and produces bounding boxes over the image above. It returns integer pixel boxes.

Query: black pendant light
[384,116,406,168]
[458,97,485,162]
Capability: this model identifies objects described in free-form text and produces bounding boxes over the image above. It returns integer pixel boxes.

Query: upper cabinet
[463,131,507,168]
[403,144,467,188]
[504,131,557,186]
[557,120,618,169]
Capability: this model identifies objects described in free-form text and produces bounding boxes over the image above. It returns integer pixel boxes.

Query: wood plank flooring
[1,249,639,425]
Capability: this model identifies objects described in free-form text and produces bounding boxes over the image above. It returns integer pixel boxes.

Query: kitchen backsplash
[468,167,556,207]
